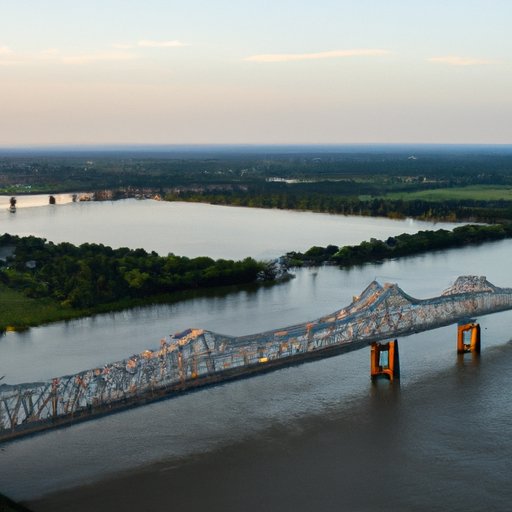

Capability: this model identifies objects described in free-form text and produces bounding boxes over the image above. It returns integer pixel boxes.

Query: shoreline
[0,278,286,333]
[1,189,486,224]
[2,223,510,332]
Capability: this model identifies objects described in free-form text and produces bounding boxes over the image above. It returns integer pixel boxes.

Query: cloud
[0,45,22,65]
[38,48,61,59]
[38,48,137,64]
[112,43,134,50]
[137,40,188,48]
[0,45,137,65]
[427,55,493,66]
[60,51,137,64]
[245,48,390,63]
[113,40,188,49]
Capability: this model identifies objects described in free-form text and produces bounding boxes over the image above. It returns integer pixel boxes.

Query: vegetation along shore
[0,234,287,331]
[1,223,511,331]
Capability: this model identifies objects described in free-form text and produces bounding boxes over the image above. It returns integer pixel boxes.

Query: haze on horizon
[1,0,511,147]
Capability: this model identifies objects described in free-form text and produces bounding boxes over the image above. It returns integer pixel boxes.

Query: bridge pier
[370,340,400,381]
[457,323,481,354]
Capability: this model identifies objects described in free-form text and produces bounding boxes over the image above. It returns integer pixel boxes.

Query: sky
[0,0,511,146]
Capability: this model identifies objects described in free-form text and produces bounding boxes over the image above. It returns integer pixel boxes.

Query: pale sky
[1,0,511,146]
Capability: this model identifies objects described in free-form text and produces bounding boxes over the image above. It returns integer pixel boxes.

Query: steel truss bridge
[2,275,512,440]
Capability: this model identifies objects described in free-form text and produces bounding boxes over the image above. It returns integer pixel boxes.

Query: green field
[0,283,84,331]
[385,185,512,202]
[0,281,266,331]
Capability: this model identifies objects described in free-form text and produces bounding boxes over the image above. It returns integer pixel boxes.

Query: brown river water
[1,199,511,511]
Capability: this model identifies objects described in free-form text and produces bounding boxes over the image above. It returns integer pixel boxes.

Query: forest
[0,234,268,310]
[3,146,512,222]
[2,145,512,194]
[285,224,512,267]
[164,189,512,222]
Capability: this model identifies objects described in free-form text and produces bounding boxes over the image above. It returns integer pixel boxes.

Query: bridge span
[2,275,512,441]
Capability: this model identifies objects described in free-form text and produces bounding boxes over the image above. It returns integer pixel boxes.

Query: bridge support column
[457,323,480,354]
[371,340,400,381]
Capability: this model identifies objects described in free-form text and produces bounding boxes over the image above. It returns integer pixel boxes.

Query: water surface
[1,198,459,259]
[0,201,510,511]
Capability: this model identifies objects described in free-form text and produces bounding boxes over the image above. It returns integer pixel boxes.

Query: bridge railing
[2,276,512,438]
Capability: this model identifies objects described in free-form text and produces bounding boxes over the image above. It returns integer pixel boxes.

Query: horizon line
[1,142,512,149]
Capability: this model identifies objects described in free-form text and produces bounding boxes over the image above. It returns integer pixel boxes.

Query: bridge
[2,275,512,441]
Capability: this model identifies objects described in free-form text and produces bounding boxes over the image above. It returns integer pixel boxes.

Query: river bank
[1,200,463,331]
[5,185,510,223]
[4,222,508,331]
[0,278,287,333]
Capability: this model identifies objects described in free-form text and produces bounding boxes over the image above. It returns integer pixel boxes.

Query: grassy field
[385,185,512,202]
[0,281,266,331]
[0,283,85,331]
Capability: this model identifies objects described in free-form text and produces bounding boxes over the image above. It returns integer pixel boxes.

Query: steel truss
[2,276,511,437]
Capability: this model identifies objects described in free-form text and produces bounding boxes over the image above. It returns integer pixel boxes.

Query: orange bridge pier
[457,322,481,354]
[370,340,400,382]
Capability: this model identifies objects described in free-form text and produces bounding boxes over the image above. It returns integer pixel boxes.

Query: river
[0,200,511,511]
[1,196,459,260]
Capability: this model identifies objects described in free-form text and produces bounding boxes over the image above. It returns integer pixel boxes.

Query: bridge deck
[2,276,511,441]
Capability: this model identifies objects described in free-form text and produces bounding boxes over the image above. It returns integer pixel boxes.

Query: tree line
[2,224,511,330]
[3,149,512,194]
[285,224,512,267]
[0,235,267,309]
[165,190,512,222]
